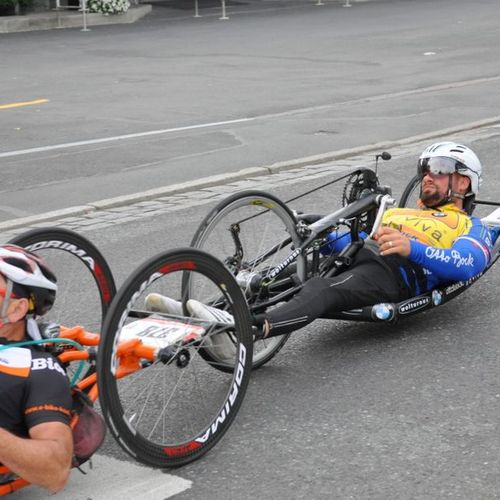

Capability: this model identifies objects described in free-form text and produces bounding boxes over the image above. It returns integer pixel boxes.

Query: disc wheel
[97,248,253,467]
[399,174,420,208]
[9,227,116,382]
[190,190,306,371]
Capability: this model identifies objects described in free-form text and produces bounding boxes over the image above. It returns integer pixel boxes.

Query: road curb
[89,167,269,209]
[1,115,499,232]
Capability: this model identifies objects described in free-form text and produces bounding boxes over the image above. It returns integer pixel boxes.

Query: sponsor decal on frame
[398,296,431,315]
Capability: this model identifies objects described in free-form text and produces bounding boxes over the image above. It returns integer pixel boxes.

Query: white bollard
[194,0,201,17]
[343,0,352,7]
[81,0,91,31]
[220,0,228,19]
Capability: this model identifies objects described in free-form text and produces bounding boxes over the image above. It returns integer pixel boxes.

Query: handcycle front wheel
[97,248,253,468]
[189,190,306,371]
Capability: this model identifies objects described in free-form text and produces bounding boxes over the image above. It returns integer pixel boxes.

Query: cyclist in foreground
[0,246,73,493]
[149,142,495,346]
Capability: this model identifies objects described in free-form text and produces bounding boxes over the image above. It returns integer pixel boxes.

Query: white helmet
[0,245,57,316]
[418,142,482,195]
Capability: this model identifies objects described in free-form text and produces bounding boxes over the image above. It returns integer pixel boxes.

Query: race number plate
[120,316,205,348]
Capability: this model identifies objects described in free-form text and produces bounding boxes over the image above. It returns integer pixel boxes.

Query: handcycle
[0,229,254,495]
[187,155,500,370]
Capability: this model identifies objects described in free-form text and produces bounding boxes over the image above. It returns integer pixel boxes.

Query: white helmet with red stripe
[0,245,57,316]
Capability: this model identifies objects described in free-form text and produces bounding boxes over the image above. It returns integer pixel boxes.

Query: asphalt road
[1,0,500,220]
[9,125,500,499]
[2,0,500,497]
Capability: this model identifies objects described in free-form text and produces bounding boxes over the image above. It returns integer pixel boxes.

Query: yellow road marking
[0,99,49,110]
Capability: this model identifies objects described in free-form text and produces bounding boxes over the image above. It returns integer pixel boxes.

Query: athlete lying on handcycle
[149,142,498,345]
[0,246,73,493]
[0,246,104,495]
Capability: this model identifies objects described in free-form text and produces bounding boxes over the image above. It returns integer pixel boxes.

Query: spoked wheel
[399,174,420,208]
[97,248,253,467]
[190,190,306,371]
[9,228,116,382]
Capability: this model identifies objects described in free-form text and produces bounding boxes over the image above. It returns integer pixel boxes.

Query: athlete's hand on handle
[376,227,411,257]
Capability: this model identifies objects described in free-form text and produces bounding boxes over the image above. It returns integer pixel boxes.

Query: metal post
[219,0,228,19]
[343,0,352,7]
[81,0,91,31]
[315,0,324,6]
[194,0,201,18]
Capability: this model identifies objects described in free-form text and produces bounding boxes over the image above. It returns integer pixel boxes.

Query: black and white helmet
[0,245,57,316]
[418,142,482,195]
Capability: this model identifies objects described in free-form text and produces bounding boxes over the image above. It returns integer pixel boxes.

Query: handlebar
[308,193,395,237]
[368,194,396,238]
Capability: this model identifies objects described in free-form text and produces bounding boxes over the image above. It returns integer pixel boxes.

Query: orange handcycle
[0,228,253,495]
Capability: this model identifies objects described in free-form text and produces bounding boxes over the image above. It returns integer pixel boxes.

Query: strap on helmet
[0,280,14,327]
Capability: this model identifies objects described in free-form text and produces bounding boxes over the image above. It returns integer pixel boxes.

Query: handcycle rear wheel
[190,190,306,371]
[97,248,253,467]
[399,174,420,208]
[8,227,116,381]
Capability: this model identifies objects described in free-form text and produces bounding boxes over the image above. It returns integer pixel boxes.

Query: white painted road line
[0,117,254,159]
[2,76,500,160]
[12,454,192,499]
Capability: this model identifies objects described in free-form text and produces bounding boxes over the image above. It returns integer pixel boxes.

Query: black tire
[399,174,420,208]
[97,248,253,467]
[9,227,116,331]
[9,228,116,382]
[190,190,305,370]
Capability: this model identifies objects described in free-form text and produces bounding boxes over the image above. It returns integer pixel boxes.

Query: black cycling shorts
[254,248,423,337]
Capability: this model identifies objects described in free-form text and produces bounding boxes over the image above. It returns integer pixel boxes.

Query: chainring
[342,168,380,233]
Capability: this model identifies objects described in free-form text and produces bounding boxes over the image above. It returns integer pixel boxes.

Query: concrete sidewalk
[0,3,151,33]
[0,0,370,33]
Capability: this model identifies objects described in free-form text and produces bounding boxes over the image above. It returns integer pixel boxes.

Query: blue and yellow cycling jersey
[383,204,492,287]
[383,204,475,248]
[323,203,494,290]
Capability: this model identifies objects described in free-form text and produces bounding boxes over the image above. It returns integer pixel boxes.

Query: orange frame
[0,325,156,496]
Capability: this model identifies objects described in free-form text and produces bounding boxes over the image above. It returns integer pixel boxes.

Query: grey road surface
[2,0,500,497]
[1,0,500,220]
[7,124,500,499]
